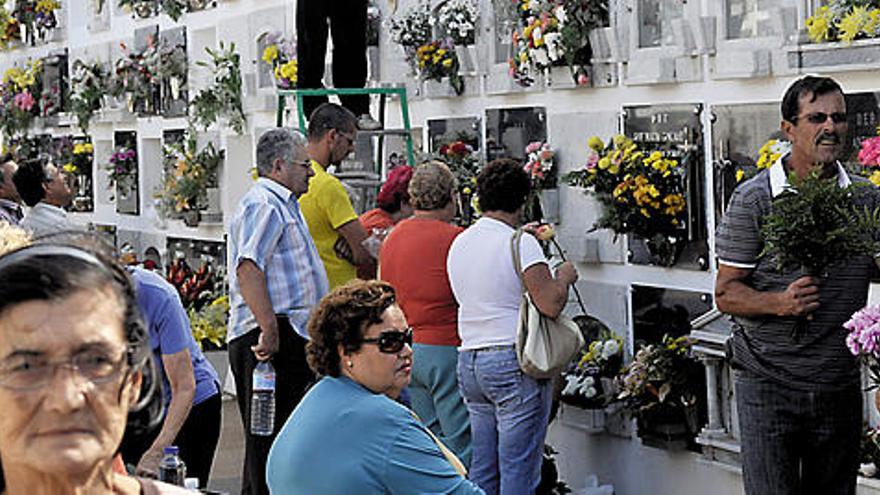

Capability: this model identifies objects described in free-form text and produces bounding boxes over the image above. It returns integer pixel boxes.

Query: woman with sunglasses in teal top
[267,279,484,494]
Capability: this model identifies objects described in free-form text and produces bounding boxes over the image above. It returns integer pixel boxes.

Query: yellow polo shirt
[298,160,359,289]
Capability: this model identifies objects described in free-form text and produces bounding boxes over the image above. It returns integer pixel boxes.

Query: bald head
[0,159,20,203]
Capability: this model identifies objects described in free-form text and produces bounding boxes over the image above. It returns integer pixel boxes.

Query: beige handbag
[510,229,584,379]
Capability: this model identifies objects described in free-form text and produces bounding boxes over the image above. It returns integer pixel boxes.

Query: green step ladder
[276,86,417,173]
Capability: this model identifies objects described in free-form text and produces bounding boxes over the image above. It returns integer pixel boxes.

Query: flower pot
[170,77,181,101]
[644,234,685,267]
[538,188,560,224]
[636,404,697,450]
[182,210,200,227]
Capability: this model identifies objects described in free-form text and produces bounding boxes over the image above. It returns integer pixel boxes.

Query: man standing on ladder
[296,0,382,131]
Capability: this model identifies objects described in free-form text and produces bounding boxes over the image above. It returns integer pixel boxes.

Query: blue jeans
[736,370,861,495]
[457,347,551,495]
[410,344,472,467]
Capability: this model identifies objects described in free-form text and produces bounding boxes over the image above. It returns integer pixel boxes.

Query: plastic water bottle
[158,446,186,486]
[250,361,276,436]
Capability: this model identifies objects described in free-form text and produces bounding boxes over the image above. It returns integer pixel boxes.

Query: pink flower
[525,141,544,154]
[586,153,599,169]
[577,73,590,86]
[14,92,34,111]
[858,137,880,167]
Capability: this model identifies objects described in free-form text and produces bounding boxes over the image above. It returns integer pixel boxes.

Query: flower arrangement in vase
[434,140,481,225]
[564,134,688,264]
[108,41,160,114]
[62,139,95,212]
[260,33,297,89]
[436,0,478,45]
[12,0,60,45]
[117,0,187,21]
[561,329,624,409]
[509,0,566,86]
[157,130,224,224]
[190,42,246,135]
[0,9,21,50]
[69,60,107,134]
[0,59,42,138]
[524,141,559,222]
[189,294,229,350]
[106,145,137,199]
[388,1,433,71]
[616,335,702,441]
[844,305,880,389]
[806,1,880,44]
[415,38,464,95]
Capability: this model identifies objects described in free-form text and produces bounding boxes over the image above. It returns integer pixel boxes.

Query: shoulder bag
[510,229,584,379]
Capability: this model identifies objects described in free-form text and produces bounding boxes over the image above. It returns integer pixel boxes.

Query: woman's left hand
[135,448,162,479]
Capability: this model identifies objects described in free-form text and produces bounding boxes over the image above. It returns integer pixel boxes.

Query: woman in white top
[446,159,578,495]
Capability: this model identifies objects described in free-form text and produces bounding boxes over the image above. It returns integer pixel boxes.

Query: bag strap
[509,229,526,295]
[409,410,468,477]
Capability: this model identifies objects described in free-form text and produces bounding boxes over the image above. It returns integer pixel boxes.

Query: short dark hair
[781,76,844,123]
[306,280,397,377]
[476,158,531,213]
[0,243,163,440]
[12,159,49,207]
[307,103,357,141]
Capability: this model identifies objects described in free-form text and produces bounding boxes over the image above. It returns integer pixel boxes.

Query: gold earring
[347,360,353,368]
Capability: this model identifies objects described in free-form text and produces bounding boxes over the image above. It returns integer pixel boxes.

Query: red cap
[377,166,413,211]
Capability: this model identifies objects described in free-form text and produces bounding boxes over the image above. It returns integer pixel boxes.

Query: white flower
[602,340,620,359]
[531,26,543,44]
[562,374,581,396]
[553,5,568,24]
[531,47,549,67]
[544,32,563,62]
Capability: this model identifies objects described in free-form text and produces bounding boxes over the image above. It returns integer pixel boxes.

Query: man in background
[300,103,375,288]
[13,158,75,237]
[228,128,328,495]
[296,0,381,130]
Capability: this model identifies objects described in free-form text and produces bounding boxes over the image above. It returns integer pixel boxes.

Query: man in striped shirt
[227,128,329,495]
[715,76,880,495]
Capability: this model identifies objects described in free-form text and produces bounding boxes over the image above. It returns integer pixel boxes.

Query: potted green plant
[616,335,703,450]
[190,42,246,135]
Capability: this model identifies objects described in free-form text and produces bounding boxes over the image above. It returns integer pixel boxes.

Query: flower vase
[125,94,135,114]
[455,45,478,75]
[538,188,560,224]
[182,210,200,227]
[170,77,181,101]
[644,234,684,267]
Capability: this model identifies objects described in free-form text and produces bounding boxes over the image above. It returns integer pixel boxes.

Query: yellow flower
[736,169,745,182]
[442,58,453,68]
[462,186,472,194]
[806,7,831,43]
[587,136,604,152]
[35,0,60,14]
[62,163,77,174]
[662,193,685,215]
[870,170,880,187]
[262,45,279,65]
[279,60,298,83]
[598,157,611,170]
[838,6,870,43]
[866,9,880,36]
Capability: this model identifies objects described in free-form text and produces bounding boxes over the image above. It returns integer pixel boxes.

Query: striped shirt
[20,202,77,238]
[715,156,880,391]
[228,178,329,342]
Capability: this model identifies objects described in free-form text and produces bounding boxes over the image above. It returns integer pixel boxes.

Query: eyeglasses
[287,158,312,170]
[361,327,413,354]
[337,132,356,147]
[796,112,847,125]
[0,346,131,391]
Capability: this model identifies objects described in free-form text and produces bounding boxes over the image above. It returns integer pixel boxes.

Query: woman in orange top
[357,165,414,279]
[379,161,471,466]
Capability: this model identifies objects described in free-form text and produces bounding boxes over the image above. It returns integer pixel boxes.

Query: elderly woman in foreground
[0,242,187,494]
[266,279,484,494]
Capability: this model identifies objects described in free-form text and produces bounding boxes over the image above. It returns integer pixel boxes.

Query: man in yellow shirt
[300,103,376,288]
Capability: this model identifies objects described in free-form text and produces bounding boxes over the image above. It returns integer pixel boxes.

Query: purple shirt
[131,267,220,407]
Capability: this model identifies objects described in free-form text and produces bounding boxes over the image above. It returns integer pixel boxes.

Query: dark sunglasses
[362,327,413,354]
[797,112,847,125]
